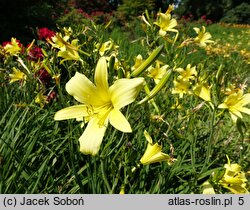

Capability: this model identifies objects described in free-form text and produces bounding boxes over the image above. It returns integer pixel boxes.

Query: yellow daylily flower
[176,64,197,81]
[9,67,26,84]
[193,82,211,102]
[166,4,174,15]
[35,92,47,108]
[140,130,173,165]
[3,38,22,55]
[219,156,249,194]
[218,89,250,122]
[147,60,169,84]
[96,40,118,56]
[172,79,192,98]
[193,26,214,48]
[49,33,81,63]
[54,57,144,156]
[131,54,144,71]
[154,12,178,36]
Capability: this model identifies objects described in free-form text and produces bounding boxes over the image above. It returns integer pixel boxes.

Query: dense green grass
[0,20,249,194]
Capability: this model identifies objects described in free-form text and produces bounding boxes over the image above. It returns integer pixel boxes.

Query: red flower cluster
[38,28,55,40]
[27,45,44,61]
[36,68,52,85]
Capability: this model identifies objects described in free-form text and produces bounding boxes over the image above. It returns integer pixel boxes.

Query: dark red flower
[27,45,44,61]
[38,28,55,40]
[37,68,51,85]
[201,15,207,20]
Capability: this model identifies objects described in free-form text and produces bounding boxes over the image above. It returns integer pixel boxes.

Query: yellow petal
[54,105,89,120]
[241,94,250,105]
[202,181,216,194]
[110,78,144,109]
[143,130,153,144]
[79,117,107,156]
[140,143,170,165]
[109,109,132,132]
[66,72,96,104]
[240,107,250,115]
[94,57,109,91]
[218,103,228,109]
[193,84,211,101]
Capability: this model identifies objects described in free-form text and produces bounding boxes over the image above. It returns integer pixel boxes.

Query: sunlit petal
[54,105,89,120]
[95,56,109,91]
[66,72,96,104]
[109,109,132,132]
[110,78,144,109]
[79,117,107,156]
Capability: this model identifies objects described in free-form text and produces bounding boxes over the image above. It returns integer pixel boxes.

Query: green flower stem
[101,159,112,193]
[130,45,164,78]
[138,69,172,105]
[144,83,160,113]
[202,107,216,173]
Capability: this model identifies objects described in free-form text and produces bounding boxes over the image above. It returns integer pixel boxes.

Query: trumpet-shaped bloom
[218,89,250,122]
[176,64,197,81]
[154,12,178,36]
[140,130,173,165]
[54,57,144,156]
[219,156,249,194]
[49,34,81,63]
[9,67,26,84]
[193,26,214,48]
[147,60,169,84]
[172,79,192,98]
[131,54,144,71]
[193,83,211,102]
[95,40,119,56]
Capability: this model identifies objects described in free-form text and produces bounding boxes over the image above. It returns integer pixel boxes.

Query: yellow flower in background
[140,130,173,165]
[147,60,169,84]
[172,79,192,98]
[119,185,125,194]
[131,54,144,71]
[95,40,119,56]
[49,33,81,63]
[193,83,211,102]
[202,181,215,194]
[154,12,178,36]
[54,57,144,156]
[3,38,22,55]
[218,89,250,122]
[9,67,26,84]
[193,26,214,48]
[219,156,249,194]
[165,4,174,14]
[57,39,81,63]
[176,64,197,81]
[35,92,47,108]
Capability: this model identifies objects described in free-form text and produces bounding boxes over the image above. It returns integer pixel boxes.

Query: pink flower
[206,19,213,25]
[201,15,207,20]
[46,91,57,102]
[38,28,55,40]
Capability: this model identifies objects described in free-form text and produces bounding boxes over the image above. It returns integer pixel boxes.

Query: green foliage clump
[115,0,155,24]
[220,3,250,24]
